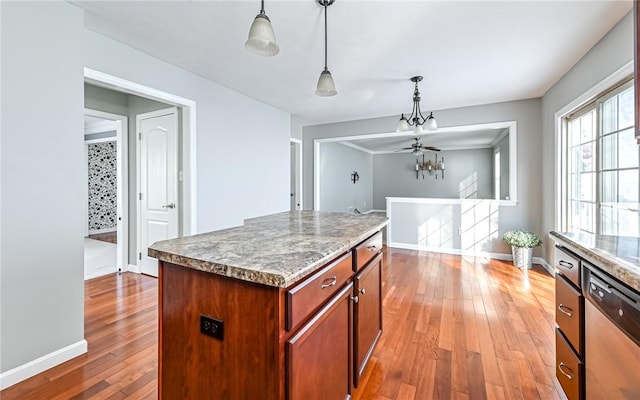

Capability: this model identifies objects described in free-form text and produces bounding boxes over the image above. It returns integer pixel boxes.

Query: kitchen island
[149,211,389,400]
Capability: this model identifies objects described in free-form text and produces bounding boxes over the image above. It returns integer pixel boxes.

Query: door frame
[84,109,129,272]
[136,107,179,276]
[84,67,198,272]
[290,138,303,210]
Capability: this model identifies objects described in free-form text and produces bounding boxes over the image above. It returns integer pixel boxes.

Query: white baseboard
[0,339,87,390]
[388,242,554,275]
[87,227,117,235]
[128,263,141,274]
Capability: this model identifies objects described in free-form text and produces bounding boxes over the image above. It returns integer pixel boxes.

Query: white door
[138,108,179,277]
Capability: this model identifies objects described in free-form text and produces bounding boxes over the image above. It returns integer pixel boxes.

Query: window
[494,149,501,200]
[563,80,639,237]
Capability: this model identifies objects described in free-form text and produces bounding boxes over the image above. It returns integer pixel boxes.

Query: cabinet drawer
[555,328,583,400]
[555,246,581,288]
[286,252,353,331]
[354,231,382,272]
[555,274,583,355]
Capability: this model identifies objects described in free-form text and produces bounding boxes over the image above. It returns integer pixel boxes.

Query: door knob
[162,203,176,209]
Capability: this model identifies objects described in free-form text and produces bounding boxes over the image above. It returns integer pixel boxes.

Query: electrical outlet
[200,315,224,341]
[458,227,462,236]
[348,206,354,213]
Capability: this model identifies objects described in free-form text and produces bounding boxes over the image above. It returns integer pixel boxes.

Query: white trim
[385,196,517,207]
[84,108,128,273]
[84,136,116,145]
[314,141,321,210]
[83,67,198,236]
[387,242,554,275]
[128,263,141,274]
[0,340,87,390]
[88,227,117,235]
[553,60,634,231]
[314,121,518,210]
[290,139,303,210]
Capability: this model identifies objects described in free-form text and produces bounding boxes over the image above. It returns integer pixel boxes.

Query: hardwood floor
[1,248,563,399]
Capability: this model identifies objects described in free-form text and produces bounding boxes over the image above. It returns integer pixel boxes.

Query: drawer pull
[558,304,573,317]
[320,276,337,289]
[367,245,377,252]
[558,260,574,269]
[351,295,359,304]
[558,362,574,380]
[359,288,366,295]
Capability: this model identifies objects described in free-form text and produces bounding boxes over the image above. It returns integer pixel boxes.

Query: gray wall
[303,99,543,257]
[318,143,373,213]
[85,83,171,265]
[541,11,633,261]
[2,1,86,374]
[372,148,494,209]
[2,0,290,376]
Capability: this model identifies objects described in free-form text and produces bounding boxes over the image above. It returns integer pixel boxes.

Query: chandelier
[396,76,437,134]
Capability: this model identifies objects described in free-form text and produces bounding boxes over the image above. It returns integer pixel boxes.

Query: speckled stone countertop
[551,231,640,293]
[148,211,389,288]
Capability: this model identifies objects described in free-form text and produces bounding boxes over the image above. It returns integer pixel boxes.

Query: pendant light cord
[323,2,328,71]
[260,0,265,14]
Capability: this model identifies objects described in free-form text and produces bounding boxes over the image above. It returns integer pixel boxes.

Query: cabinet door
[286,283,353,400]
[353,254,383,387]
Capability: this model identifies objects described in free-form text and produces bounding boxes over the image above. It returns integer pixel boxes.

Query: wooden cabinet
[556,328,584,400]
[554,245,584,400]
[353,253,382,387]
[158,231,384,400]
[287,283,353,400]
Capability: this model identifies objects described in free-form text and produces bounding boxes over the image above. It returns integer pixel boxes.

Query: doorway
[83,110,128,280]
[84,67,197,277]
[290,139,302,211]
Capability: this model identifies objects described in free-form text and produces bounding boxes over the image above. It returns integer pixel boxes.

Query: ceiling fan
[395,137,440,156]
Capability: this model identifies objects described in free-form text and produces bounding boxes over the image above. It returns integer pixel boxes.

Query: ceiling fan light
[245,13,280,57]
[396,116,409,132]
[412,148,423,156]
[425,113,437,130]
[315,69,337,97]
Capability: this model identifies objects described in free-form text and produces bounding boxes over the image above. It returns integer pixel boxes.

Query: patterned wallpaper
[88,141,117,232]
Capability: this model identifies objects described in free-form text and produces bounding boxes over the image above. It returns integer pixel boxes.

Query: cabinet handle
[320,276,337,289]
[359,288,366,295]
[367,245,377,252]
[558,260,574,269]
[558,304,573,317]
[558,362,574,380]
[351,295,359,304]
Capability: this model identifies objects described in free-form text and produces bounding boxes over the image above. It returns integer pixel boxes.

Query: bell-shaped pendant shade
[245,13,279,57]
[425,113,437,130]
[396,115,409,132]
[315,69,337,97]
[413,124,424,135]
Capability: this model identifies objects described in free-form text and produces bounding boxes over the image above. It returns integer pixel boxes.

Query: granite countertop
[148,211,389,288]
[551,231,640,293]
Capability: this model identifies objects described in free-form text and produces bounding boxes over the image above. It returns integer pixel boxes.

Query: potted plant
[502,230,542,270]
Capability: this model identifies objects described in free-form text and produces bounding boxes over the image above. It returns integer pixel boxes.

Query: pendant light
[315,0,337,96]
[245,0,279,57]
[396,76,437,133]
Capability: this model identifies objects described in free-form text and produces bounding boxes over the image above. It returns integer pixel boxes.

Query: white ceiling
[70,1,632,126]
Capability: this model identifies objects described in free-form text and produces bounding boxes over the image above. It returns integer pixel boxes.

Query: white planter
[511,246,533,269]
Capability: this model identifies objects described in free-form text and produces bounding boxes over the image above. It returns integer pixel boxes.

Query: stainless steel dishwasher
[583,263,640,399]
